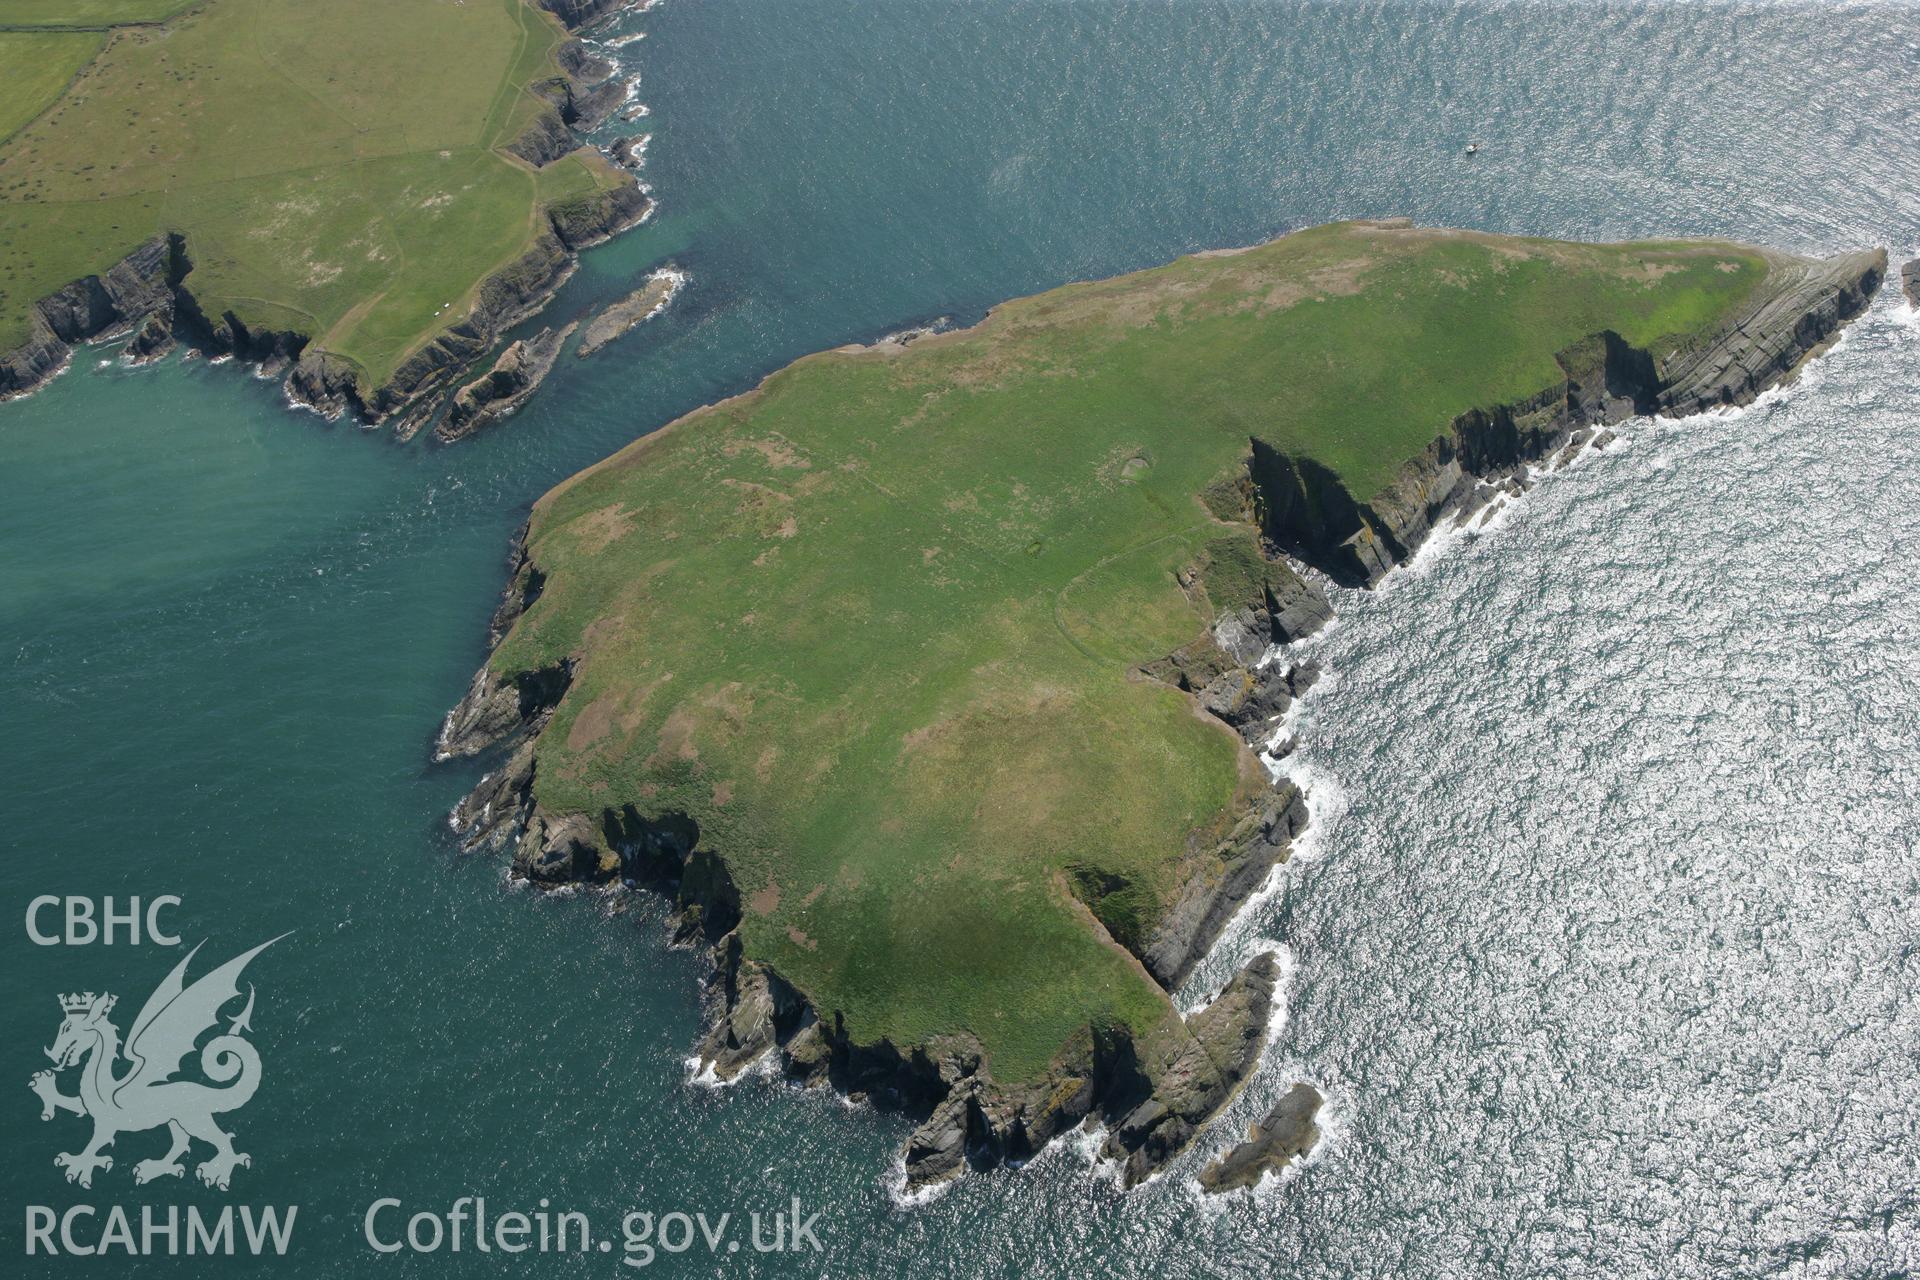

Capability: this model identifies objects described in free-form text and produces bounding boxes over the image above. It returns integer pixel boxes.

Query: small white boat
[1466,142,1480,155]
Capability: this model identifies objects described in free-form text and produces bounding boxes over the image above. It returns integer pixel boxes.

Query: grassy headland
[466,222,1796,1081]
[446,220,1886,1188]
[0,0,635,398]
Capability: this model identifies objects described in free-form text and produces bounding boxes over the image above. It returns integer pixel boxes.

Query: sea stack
[1198,1083,1324,1193]
[436,324,578,442]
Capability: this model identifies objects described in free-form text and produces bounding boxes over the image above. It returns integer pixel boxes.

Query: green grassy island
[442,219,1882,1193]
[0,0,648,432]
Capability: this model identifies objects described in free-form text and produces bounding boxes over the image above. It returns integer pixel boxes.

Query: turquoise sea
[4,1,1918,1275]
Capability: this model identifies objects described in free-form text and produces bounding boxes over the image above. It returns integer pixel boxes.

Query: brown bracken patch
[567,693,620,751]
[571,504,635,555]
[722,435,812,470]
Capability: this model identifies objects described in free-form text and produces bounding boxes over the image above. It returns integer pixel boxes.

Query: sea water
[4,2,1917,1275]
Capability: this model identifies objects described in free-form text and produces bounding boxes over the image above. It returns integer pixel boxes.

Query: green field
[0,31,104,143]
[484,222,1771,1081]
[0,0,201,26]
[0,0,628,383]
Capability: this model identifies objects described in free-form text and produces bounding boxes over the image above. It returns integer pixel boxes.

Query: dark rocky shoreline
[436,323,579,442]
[1198,1082,1323,1193]
[434,522,1313,1196]
[1252,246,1887,587]
[433,234,1887,1197]
[0,2,653,439]
[577,267,682,357]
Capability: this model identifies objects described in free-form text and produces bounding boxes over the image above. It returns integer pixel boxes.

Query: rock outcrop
[1197,1082,1323,1193]
[433,233,1887,1199]
[557,38,616,85]
[280,184,648,436]
[1253,248,1887,585]
[531,62,625,135]
[505,109,578,168]
[1138,540,1330,751]
[1136,782,1307,990]
[437,323,577,441]
[506,41,622,166]
[537,0,639,31]
[3,24,656,433]
[611,133,650,171]
[1903,257,1919,308]
[691,932,1285,1195]
[547,181,653,251]
[124,306,177,364]
[1095,951,1278,1187]
[1,235,177,400]
[576,267,681,357]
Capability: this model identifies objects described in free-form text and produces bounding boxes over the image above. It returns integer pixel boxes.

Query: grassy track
[0,0,630,379]
[488,223,1770,1081]
[0,0,202,27]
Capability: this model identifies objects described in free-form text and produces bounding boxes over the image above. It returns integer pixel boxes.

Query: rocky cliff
[4,172,648,431]
[2,7,655,436]
[283,182,652,439]
[1903,257,1919,308]
[1253,248,1887,585]
[434,521,1312,1194]
[437,323,578,441]
[1,236,177,400]
[537,0,640,31]
[431,232,1887,1199]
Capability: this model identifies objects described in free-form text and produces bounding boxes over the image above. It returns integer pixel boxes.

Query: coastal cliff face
[0,0,654,436]
[434,224,1887,1197]
[2,159,650,433]
[1254,248,1886,585]
[511,38,626,163]
[439,525,1317,1195]
[290,180,653,439]
[538,0,639,31]
[0,236,177,400]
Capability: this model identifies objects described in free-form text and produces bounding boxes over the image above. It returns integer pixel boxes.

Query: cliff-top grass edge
[435,218,1886,1195]
[0,0,653,437]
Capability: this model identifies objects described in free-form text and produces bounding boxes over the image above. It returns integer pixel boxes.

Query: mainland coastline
[0,0,659,439]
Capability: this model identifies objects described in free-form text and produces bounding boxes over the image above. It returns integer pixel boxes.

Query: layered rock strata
[2,0,655,435]
[1252,249,1887,585]
[436,323,578,442]
[433,238,1887,1198]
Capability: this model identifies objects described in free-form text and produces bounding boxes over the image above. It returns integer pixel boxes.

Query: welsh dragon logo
[29,936,284,1191]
